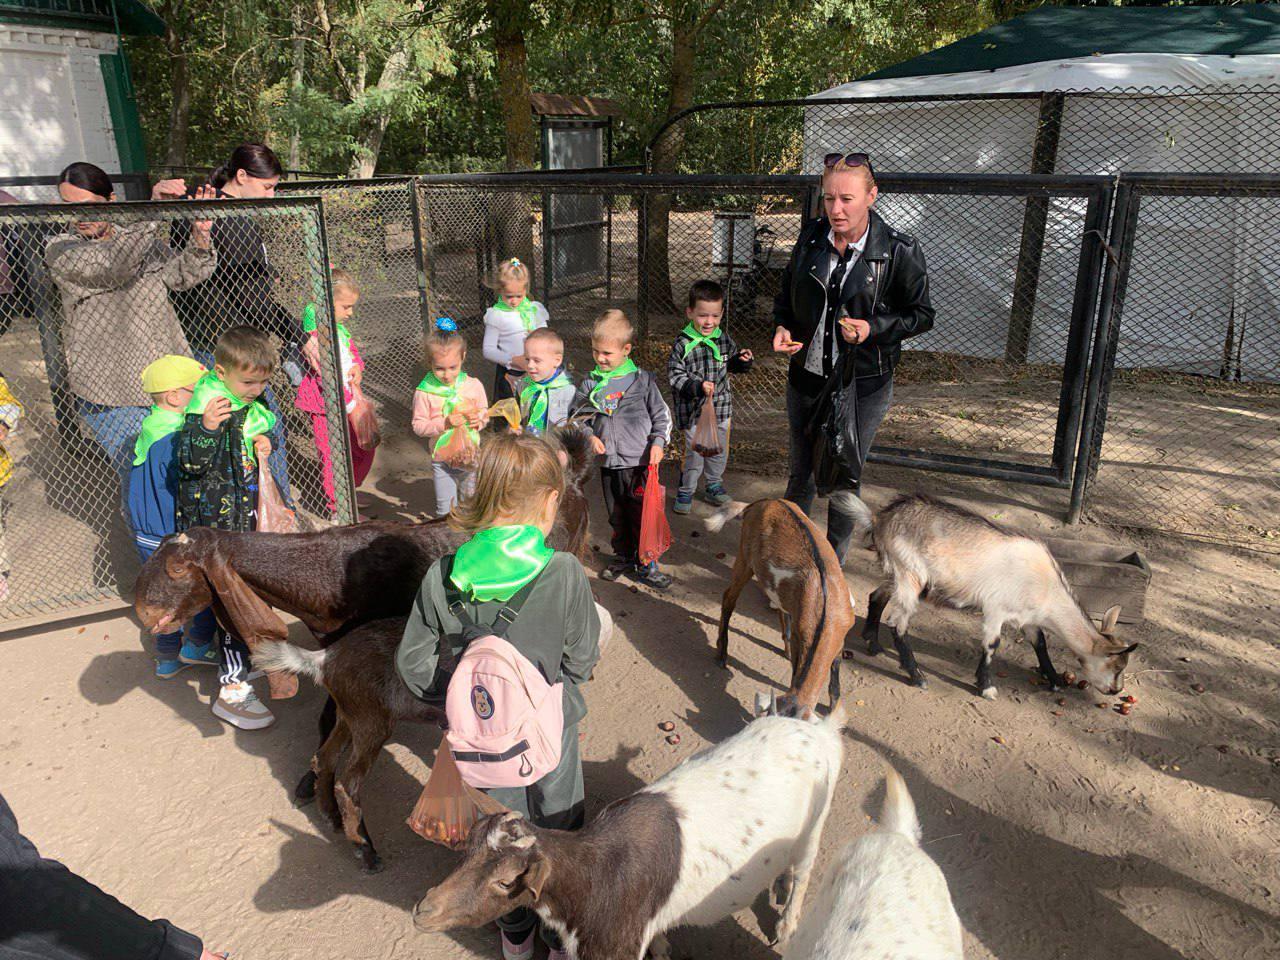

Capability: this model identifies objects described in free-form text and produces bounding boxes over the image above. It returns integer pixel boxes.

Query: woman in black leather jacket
[772,153,934,561]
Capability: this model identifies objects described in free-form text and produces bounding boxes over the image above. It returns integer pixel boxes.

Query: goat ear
[1099,605,1122,636]
[521,853,551,902]
[203,547,296,700]
[1117,642,1139,656]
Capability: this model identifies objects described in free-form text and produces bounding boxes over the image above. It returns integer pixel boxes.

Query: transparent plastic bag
[638,463,673,565]
[348,383,381,450]
[486,397,522,433]
[407,742,509,849]
[434,423,479,468]
[256,452,297,534]
[691,396,722,457]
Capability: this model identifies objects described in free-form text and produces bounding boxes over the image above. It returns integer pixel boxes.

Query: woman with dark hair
[772,152,935,562]
[172,143,298,503]
[44,163,217,474]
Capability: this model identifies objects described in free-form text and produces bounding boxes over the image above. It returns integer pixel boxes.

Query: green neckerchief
[680,323,724,361]
[133,406,184,466]
[185,373,277,458]
[493,296,539,332]
[587,357,638,409]
[519,369,573,430]
[302,303,353,356]
[416,371,478,451]
[450,524,554,603]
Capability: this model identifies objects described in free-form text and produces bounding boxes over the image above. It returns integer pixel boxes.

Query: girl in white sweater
[482,257,549,401]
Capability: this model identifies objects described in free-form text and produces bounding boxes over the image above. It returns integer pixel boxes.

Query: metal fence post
[636,191,650,337]
[1068,179,1140,525]
[407,178,432,332]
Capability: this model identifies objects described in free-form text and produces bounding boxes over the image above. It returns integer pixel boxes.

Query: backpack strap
[442,554,546,640]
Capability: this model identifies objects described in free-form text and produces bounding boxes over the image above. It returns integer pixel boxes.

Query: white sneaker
[212,682,275,730]
[500,931,535,960]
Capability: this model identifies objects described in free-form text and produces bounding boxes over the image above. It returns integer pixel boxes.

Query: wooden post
[1005,92,1065,364]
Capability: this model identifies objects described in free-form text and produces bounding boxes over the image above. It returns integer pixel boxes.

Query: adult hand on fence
[773,327,803,355]
[151,177,188,201]
[839,316,870,345]
[189,184,218,249]
[202,396,232,431]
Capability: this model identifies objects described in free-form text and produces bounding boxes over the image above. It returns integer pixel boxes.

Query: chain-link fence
[646,87,1280,178]
[1071,174,1280,539]
[278,177,429,439]
[0,196,353,627]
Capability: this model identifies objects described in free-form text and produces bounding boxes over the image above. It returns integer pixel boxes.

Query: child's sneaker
[178,640,218,667]
[630,561,673,591]
[600,556,634,582]
[702,483,732,506]
[673,492,693,515]
[154,658,188,680]
[546,949,569,960]
[499,930,535,960]
[212,682,275,730]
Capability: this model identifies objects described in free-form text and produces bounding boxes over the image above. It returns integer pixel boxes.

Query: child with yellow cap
[128,354,218,679]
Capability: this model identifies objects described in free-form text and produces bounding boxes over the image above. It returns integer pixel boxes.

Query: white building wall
[0,25,121,201]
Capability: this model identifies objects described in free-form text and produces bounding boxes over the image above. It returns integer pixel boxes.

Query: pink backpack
[443,567,564,789]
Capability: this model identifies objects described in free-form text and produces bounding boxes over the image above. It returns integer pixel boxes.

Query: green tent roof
[862,4,1280,82]
[0,1,164,37]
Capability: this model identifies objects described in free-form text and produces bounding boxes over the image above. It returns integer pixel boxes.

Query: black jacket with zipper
[773,210,934,396]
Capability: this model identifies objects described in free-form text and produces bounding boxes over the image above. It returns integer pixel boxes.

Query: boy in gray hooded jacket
[576,310,673,589]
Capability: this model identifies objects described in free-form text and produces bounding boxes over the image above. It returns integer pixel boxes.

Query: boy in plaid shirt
[666,280,753,514]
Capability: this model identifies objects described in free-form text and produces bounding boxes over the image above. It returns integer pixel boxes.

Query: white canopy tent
[805,53,1280,381]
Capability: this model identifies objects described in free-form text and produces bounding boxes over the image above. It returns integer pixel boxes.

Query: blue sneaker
[178,640,218,667]
[673,492,693,515]
[155,658,188,680]
[702,484,732,506]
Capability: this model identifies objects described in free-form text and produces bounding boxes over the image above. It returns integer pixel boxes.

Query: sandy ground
[2,437,1278,960]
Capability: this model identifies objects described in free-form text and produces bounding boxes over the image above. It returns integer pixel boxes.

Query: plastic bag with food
[407,742,509,849]
[256,452,298,534]
[691,394,721,457]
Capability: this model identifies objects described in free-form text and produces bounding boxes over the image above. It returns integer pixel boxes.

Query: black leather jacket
[773,210,934,396]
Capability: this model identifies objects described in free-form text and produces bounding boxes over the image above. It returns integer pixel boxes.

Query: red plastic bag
[407,742,509,849]
[691,394,721,457]
[256,451,297,534]
[348,384,381,450]
[638,463,673,565]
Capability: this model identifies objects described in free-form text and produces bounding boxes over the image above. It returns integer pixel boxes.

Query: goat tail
[879,764,922,845]
[830,490,875,551]
[551,424,594,487]
[252,641,327,683]
[705,500,751,534]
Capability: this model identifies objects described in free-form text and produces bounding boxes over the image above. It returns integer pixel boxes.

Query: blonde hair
[524,327,563,354]
[492,257,531,293]
[823,159,876,189]
[214,326,278,373]
[450,433,564,533]
[592,309,633,347]
[330,267,360,297]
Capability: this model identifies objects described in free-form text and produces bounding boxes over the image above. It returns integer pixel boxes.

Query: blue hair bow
[435,316,458,332]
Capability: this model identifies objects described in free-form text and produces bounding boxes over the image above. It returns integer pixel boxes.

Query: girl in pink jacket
[412,318,489,516]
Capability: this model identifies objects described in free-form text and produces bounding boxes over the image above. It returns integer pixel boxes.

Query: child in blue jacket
[128,355,217,678]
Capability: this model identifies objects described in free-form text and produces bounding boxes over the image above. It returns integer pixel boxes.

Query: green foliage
[126,0,1034,176]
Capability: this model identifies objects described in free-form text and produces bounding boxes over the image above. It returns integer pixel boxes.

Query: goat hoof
[980,686,998,701]
[357,849,384,874]
[293,772,318,805]
[911,675,929,690]
[865,641,883,657]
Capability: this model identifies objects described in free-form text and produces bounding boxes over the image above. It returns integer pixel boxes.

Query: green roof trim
[862,5,1280,82]
[0,1,165,37]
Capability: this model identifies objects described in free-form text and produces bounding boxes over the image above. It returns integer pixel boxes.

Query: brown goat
[132,427,593,801]
[706,499,854,714]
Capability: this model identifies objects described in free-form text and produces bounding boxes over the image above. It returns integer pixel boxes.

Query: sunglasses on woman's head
[823,152,875,176]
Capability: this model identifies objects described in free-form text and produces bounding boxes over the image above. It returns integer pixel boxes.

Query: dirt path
[1,459,1277,960]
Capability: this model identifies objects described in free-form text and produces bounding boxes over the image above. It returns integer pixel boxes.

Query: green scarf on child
[416,371,478,452]
[449,524,553,602]
[519,370,573,430]
[586,357,638,410]
[185,373,277,458]
[132,407,185,466]
[680,323,723,361]
[493,296,539,332]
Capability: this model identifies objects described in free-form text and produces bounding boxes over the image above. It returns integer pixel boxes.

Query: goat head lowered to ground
[854,494,1138,698]
[412,698,847,960]
[705,499,854,715]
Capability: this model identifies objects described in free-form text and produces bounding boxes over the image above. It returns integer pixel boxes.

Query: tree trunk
[288,3,305,171]
[161,2,190,170]
[642,23,698,324]
[346,45,410,178]
[487,0,535,276]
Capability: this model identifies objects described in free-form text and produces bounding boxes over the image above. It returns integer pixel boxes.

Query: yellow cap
[140,355,206,394]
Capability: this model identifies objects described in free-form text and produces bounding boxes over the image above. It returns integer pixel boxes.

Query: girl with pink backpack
[395,432,602,960]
